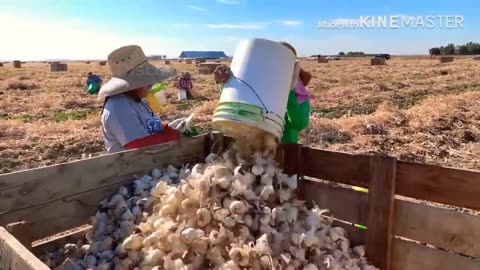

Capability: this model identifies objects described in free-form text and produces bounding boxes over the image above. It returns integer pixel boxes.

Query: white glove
[168,114,194,133]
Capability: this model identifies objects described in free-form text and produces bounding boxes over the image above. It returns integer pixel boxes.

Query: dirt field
[1,57,479,174]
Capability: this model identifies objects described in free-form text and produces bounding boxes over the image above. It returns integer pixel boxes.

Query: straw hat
[98,45,177,97]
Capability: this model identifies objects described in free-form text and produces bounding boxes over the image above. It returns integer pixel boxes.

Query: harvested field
[1,57,480,173]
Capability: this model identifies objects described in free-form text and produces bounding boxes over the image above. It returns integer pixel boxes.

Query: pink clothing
[294,79,310,103]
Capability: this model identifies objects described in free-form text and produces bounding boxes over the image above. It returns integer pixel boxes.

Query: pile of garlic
[44,149,378,270]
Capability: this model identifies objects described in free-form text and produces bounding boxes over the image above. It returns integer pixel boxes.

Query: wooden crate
[1,134,480,269]
[440,56,454,63]
[50,63,68,72]
[198,62,222,75]
[371,57,386,65]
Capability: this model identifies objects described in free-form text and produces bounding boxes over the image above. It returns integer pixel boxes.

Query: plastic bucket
[212,38,297,141]
[146,84,167,114]
[178,89,187,101]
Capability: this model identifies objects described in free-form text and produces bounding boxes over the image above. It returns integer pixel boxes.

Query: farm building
[179,51,227,60]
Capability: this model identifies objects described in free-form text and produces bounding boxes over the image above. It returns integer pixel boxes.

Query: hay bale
[198,68,211,75]
[198,62,222,75]
[196,59,206,64]
[371,57,386,66]
[165,60,171,65]
[185,59,193,64]
[317,59,329,63]
[0,63,3,67]
[473,56,480,61]
[99,61,107,66]
[50,63,68,72]
[214,60,221,63]
[13,60,21,68]
[85,61,91,64]
[440,56,454,63]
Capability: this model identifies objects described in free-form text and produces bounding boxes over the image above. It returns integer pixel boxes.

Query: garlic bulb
[122,234,144,250]
[46,145,378,270]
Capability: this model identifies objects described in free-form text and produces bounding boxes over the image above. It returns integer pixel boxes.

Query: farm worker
[176,71,194,100]
[213,41,311,144]
[86,72,103,95]
[98,45,179,153]
[278,41,311,144]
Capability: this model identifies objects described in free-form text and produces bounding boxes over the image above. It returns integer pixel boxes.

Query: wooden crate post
[6,221,33,251]
[366,155,397,270]
[283,144,302,176]
[0,227,49,270]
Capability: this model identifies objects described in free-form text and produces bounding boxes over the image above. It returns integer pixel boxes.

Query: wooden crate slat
[0,180,130,240]
[0,135,207,214]
[366,156,397,270]
[31,225,91,256]
[394,199,480,258]
[302,147,369,187]
[397,161,480,210]
[0,227,49,270]
[298,179,368,225]
[391,238,480,270]
[332,220,366,247]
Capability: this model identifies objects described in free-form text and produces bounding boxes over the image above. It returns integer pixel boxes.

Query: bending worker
[214,41,311,144]
[98,45,179,153]
[86,72,103,95]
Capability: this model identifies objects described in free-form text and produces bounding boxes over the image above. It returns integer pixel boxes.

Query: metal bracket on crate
[6,221,33,251]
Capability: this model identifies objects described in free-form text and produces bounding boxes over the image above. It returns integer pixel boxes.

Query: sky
[0,0,479,60]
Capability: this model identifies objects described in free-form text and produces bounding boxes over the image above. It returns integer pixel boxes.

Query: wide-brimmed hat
[98,45,177,97]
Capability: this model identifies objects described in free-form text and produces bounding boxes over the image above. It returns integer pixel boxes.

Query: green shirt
[281,90,310,144]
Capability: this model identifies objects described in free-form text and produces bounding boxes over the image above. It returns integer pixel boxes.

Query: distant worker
[86,72,103,95]
[176,71,194,100]
[213,41,311,144]
[98,45,179,153]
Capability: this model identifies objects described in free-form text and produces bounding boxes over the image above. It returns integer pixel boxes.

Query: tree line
[429,42,480,56]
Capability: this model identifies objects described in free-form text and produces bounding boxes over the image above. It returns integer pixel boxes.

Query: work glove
[214,65,232,84]
[168,114,194,133]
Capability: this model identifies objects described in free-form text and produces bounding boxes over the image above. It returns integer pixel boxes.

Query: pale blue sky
[0,0,478,60]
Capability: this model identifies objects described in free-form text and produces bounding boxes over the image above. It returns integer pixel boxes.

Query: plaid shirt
[177,78,193,91]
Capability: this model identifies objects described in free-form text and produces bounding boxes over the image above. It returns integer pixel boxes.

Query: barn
[179,51,228,60]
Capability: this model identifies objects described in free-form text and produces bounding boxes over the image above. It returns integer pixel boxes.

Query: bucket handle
[230,74,271,114]
[228,61,299,115]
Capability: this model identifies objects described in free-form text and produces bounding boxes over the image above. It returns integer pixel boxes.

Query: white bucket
[154,91,167,105]
[178,89,187,101]
[212,38,297,141]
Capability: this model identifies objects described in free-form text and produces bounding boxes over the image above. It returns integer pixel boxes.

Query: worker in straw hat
[98,45,180,153]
